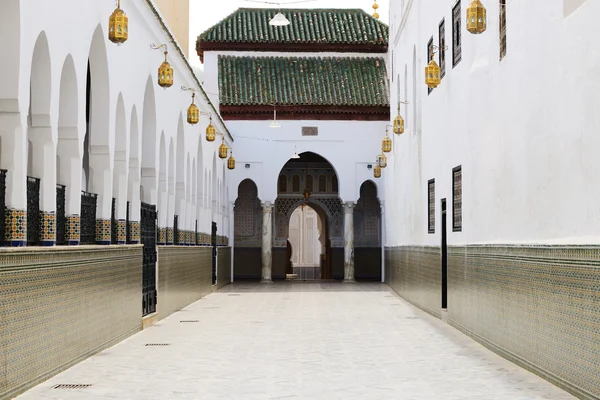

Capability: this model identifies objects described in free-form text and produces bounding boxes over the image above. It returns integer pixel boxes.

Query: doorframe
[441,198,448,310]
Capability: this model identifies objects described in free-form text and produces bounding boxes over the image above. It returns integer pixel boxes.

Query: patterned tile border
[166,227,173,245]
[4,209,27,247]
[158,227,167,245]
[40,211,56,246]
[117,219,126,244]
[129,221,140,244]
[95,219,111,245]
[177,230,186,246]
[66,215,80,245]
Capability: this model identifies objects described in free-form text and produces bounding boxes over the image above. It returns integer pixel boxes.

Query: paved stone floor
[18,282,574,399]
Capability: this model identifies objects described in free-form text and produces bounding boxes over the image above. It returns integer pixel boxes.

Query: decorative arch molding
[355,180,381,247]
[274,196,343,249]
[234,179,262,248]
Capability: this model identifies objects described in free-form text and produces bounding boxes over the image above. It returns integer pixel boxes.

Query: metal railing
[80,191,98,245]
[56,184,66,245]
[27,176,40,245]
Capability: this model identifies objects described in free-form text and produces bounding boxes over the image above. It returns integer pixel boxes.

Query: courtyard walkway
[18,283,573,400]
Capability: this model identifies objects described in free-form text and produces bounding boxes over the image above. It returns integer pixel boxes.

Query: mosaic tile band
[178,230,186,245]
[166,227,173,245]
[158,227,167,245]
[95,219,111,244]
[66,215,80,245]
[4,209,26,246]
[0,246,143,399]
[129,221,140,243]
[117,219,126,244]
[40,211,56,245]
[386,245,600,400]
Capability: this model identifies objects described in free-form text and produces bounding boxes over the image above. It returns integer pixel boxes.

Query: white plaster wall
[386,0,600,246]
[225,119,388,204]
[0,0,232,234]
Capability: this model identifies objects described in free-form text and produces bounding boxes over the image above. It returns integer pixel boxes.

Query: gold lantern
[425,50,441,88]
[108,0,128,45]
[372,0,379,19]
[393,102,407,135]
[151,44,173,88]
[187,92,199,125]
[382,129,392,153]
[373,164,382,178]
[466,0,487,34]
[227,151,236,170]
[206,116,216,142]
[218,137,228,159]
[377,152,387,169]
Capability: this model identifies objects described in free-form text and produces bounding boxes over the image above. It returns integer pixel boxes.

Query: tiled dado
[166,228,173,245]
[66,215,80,245]
[157,246,212,321]
[129,221,140,244]
[4,209,26,246]
[95,219,111,245]
[0,245,143,399]
[158,227,167,245]
[40,211,56,246]
[177,230,186,245]
[385,246,442,318]
[446,245,600,400]
[117,219,126,244]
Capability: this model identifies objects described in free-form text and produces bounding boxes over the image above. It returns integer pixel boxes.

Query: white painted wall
[225,119,388,204]
[0,0,232,235]
[386,0,600,246]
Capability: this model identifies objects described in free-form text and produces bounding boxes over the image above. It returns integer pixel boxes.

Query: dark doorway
[441,198,448,309]
[141,202,157,316]
[211,221,217,285]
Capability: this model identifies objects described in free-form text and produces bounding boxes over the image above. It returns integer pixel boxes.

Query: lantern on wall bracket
[206,115,216,142]
[181,86,199,125]
[382,128,392,153]
[376,152,387,169]
[466,0,487,34]
[150,43,173,89]
[373,164,382,178]
[227,150,236,170]
[218,136,228,159]
[425,46,446,88]
[393,101,409,135]
[108,0,128,45]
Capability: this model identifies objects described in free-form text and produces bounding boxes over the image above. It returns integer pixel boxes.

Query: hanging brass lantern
[206,116,216,142]
[151,44,173,88]
[393,103,405,135]
[425,51,441,88]
[377,152,387,169]
[227,151,235,170]
[108,0,128,45]
[466,0,487,34]
[382,129,392,153]
[218,137,228,159]
[373,164,382,178]
[372,0,379,19]
[187,92,199,125]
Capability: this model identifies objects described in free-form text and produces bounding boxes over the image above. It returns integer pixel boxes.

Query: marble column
[343,201,356,283]
[261,201,273,283]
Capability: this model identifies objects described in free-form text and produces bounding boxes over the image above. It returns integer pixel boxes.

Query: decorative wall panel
[234,180,262,248]
[0,246,143,399]
[447,245,600,400]
[157,246,213,321]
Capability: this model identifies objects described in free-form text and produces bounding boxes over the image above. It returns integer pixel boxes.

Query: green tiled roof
[198,8,388,48]
[218,55,389,107]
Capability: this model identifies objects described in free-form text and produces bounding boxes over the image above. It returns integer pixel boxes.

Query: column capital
[344,201,355,212]
[262,201,273,213]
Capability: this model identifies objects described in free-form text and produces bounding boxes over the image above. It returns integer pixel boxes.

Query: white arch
[0,0,21,107]
[128,105,141,223]
[141,76,157,204]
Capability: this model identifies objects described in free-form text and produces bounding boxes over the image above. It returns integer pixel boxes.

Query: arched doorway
[233,179,263,279]
[354,180,382,281]
[274,152,343,280]
[287,203,327,281]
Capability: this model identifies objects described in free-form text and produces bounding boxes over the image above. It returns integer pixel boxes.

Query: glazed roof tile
[218,55,389,107]
[198,8,388,49]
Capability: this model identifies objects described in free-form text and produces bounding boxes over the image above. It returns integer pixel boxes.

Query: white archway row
[0,1,232,246]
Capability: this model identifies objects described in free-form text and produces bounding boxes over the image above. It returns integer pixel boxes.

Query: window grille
[439,19,446,78]
[453,167,462,231]
[500,0,507,60]
[428,179,435,234]
[452,1,462,67]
